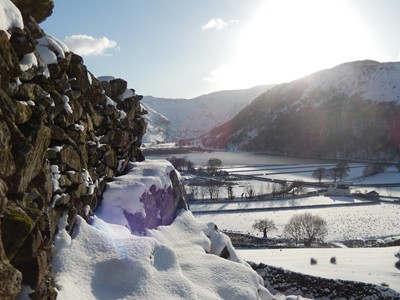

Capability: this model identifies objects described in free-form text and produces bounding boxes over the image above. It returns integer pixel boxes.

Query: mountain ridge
[200,60,400,161]
[141,84,275,143]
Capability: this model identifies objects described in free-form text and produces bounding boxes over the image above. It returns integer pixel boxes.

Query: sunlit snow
[53,161,273,300]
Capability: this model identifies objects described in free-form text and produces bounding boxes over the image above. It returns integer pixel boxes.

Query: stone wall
[0,1,188,299]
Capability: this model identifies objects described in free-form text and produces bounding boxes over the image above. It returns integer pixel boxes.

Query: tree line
[253,213,328,246]
[312,161,388,183]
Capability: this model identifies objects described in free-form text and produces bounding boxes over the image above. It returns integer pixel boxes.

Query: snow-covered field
[192,161,400,296]
[194,202,400,241]
[194,164,400,241]
[224,163,395,184]
[238,247,400,293]
[191,195,370,212]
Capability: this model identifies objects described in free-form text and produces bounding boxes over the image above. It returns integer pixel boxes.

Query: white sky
[43,0,400,98]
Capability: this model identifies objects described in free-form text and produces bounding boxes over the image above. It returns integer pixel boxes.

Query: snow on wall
[0,0,23,36]
[37,34,70,65]
[96,160,176,229]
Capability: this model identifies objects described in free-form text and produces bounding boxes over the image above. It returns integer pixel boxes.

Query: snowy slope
[142,85,274,144]
[301,60,400,103]
[201,60,400,160]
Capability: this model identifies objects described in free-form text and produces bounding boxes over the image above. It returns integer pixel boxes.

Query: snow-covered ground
[193,161,400,296]
[238,247,400,293]
[194,202,400,241]
[191,195,370,212]
[193,164,400,240]
[224,163,366,183]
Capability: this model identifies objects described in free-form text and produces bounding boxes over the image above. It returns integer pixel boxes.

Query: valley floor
[178,155,400,297]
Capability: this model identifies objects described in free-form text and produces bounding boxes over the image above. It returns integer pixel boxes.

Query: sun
[213,0,375,89]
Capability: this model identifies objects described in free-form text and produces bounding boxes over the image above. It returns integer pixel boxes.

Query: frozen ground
[238,247,400,293]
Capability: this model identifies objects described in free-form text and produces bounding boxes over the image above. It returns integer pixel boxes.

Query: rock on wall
[0,1,188,299]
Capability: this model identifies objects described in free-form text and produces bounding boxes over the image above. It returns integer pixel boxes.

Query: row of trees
[167,156,224,176]
[312,162,349,183]
[188,180,299,201]
[253,213,328,246]
[167,156,195,172]
[362,162,386,177]
[188,181,235,200]
[312,161,388,183]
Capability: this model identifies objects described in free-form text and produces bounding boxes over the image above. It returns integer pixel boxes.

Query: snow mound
[53,211,272,299]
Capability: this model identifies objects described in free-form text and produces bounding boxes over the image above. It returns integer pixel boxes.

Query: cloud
[202,18,237,31]
[64,35,119,56]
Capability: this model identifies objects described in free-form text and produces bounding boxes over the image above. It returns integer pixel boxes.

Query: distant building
[325,184,350,196]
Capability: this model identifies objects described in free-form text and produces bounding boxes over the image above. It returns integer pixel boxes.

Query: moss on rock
[1,207,36,260]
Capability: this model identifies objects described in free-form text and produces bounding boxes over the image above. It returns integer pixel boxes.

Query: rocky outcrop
[0,1,182,298]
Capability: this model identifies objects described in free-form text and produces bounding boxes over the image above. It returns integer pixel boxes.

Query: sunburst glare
[209,0,377,89]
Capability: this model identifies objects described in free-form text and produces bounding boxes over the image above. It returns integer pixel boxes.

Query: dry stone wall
[0,1,188,299]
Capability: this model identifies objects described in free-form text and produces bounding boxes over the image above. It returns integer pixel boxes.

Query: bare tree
[245,184,255,199]
[336,161,349,181]
[252,219,277,239]
[328,162,350,182]
[167,156,195,172]
[312,168,327,183]
[283,213,328,246]
[395,252,400,270]
[204,180,222,200]
[293,180,305,195]
[226,182,235,200]
[207,158,223,175]
[363,162,385,177]
[328,167,340,182]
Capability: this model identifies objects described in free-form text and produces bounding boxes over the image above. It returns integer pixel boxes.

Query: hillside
[201,60,400,161]
[141,85,274,143]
